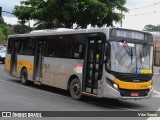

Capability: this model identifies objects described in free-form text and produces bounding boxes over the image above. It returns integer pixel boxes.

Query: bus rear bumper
[102,83,153,100]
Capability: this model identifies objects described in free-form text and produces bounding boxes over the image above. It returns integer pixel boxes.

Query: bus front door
[33,40,45,83]
[83,36,104,95]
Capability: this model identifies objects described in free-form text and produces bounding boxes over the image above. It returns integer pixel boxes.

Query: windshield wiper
[120,40,135,63]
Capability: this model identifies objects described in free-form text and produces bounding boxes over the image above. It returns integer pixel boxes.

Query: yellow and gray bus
[5,27,154,100]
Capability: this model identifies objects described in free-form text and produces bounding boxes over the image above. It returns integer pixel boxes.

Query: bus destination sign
[111,29,145,40]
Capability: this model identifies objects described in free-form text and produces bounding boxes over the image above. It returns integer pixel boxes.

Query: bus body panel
[16,55,34,80]
[42,57,83,90]
[102,80,153,99]
[114,78,152,90]
[5,54,11,73]
[101,68,153,99]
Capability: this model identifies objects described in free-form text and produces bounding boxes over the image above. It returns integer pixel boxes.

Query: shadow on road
[82,97,146,110]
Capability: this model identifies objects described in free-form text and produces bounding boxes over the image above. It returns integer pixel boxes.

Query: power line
[130,2,160,11]
[2,11,13,14]
[126,9,160,16]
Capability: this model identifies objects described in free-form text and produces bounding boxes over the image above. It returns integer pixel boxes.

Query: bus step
[82,92,97,97]
[34,81,41,85]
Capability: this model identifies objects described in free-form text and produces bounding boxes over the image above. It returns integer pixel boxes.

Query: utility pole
[0,7,2,17]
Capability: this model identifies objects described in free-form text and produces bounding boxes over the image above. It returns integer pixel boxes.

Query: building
[152,32,160,66]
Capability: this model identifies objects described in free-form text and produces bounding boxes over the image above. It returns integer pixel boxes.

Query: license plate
[131,92,139,97]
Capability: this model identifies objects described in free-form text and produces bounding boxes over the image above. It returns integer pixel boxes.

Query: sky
[1,0,160,30]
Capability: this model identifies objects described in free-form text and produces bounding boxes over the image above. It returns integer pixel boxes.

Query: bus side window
[45,37,56,57]
[70,35,85,59]
[44,35,84,59]
[7,39,13,54]
[17,41,23,54]
[71,43,84,59]
[79,44,84,59]
[17,38,35,56]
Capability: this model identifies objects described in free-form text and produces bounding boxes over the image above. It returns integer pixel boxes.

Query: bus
[5,27,154,100]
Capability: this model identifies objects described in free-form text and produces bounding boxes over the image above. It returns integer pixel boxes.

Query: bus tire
[21,68,28,85]
[69,78,82,100]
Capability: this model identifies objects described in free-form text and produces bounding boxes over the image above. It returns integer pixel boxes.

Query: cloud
[121,0,160,30]
[3,16,18,25]
[125,0,142,8]
[126,0,159,8]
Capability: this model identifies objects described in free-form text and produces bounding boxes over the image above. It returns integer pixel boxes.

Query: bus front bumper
[102,82,153,100]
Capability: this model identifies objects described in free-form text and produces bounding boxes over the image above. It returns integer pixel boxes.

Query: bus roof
[8,28,105,38]
[8,27,151,38]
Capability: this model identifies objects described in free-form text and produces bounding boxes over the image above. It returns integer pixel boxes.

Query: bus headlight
[113,83,119,90]
[106,77,119,91]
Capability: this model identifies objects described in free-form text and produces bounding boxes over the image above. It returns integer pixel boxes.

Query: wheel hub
[73,83,80,95]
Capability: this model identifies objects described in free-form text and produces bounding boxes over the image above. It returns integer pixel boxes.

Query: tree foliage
[0,17,32,44]
[13,0,128,29]
[0,17,14,44]
[143,24,160,32]
[12,24,32,34]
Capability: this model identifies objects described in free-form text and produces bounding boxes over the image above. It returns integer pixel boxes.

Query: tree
[0,17,5,25]
[0,28,6,43]
[12,24,32,34]
[0,18,14,44]
[13,0,128,29]
[143,24,160,32]
[0,20,32,43]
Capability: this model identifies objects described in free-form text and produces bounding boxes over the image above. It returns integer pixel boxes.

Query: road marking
[153,95,160,97]
[153,90,160,97]
[153,90,160,95]
[0,78,140,111]
[154,73,159,75]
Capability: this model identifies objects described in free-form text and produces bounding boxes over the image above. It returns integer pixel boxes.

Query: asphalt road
[0,63,160,120]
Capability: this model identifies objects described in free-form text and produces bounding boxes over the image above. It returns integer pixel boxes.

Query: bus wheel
[21,69,28,85]
[69,78,82,100]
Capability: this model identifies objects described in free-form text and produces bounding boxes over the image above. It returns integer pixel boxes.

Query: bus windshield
[107,41,153,74]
